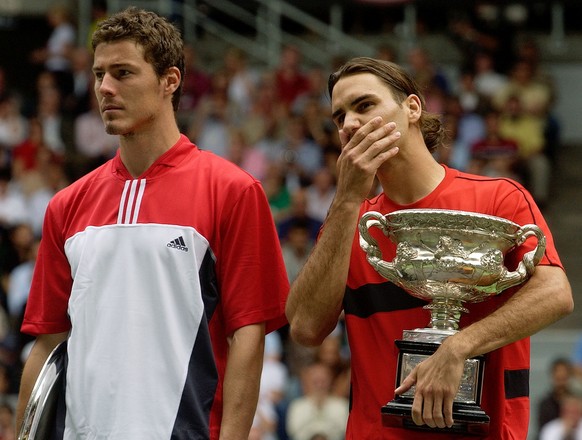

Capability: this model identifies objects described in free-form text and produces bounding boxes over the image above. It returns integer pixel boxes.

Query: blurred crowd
[0,2,574,440]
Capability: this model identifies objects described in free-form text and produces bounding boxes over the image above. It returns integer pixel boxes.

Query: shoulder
[48,161,112,210]
[450,167,527,194]
[194,149,260,189]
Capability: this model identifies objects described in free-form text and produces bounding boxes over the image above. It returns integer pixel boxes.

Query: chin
[104,123,124,136]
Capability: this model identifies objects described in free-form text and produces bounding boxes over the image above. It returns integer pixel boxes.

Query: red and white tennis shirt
[22,135,289,439]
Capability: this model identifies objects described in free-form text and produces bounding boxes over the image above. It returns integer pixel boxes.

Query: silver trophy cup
[358,208,546,436]
[18,341,67,440]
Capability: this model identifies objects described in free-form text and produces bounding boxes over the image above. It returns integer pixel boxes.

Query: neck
[377,142,445,206]
[119,125,181,178]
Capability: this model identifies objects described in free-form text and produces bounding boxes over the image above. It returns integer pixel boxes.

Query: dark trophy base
[383,339,490,437]
[382,397,490,436]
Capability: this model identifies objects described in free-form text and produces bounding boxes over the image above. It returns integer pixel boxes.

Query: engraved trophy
[358,208,546,436]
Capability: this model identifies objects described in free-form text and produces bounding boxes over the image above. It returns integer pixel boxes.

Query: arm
[286,117,401,346]
[396,265,573,429]
[219,323,265,440]
[16,332,68,433]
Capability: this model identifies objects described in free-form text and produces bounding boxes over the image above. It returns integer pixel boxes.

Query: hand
[335,116,400,205]
[394,341,465,428]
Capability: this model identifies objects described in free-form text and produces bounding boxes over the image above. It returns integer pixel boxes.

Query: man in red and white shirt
[16,8,289,440]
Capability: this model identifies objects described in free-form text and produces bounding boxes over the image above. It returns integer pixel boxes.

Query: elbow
[556,277,575,318]
[286,315,332,347]
[561,289,575,317]
[289,325,327,347]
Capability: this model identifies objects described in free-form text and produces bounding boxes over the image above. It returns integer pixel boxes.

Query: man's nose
[342,112,362,137]
[98,74,115,96]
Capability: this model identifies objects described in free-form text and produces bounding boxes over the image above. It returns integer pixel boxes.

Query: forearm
[444,265,573,359]
[285,198,360,346]
[16,332,68,433]
[219,324,265,440]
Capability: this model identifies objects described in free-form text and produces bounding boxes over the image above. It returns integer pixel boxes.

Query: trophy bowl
[358,208,546,435]
[18,341,67,440]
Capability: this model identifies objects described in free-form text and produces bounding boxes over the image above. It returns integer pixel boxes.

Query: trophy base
[386,338,489,436]
[382,397,490,436]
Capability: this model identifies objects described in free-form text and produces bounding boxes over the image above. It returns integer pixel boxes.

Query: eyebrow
[332,93,376,121]
[92,62,136,72]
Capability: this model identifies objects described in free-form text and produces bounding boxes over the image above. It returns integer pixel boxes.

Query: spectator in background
[277,189,322,243]
[24,148,68,238]
[177,44,212,130]
[29,3,76,97]
[292,67,329,117]
[0,169,28,230]
[300,96,335,153]
[572,337,582,393]
[275,45,310,112]
[187,70,235,158]
[85,0,108,49]
[0,223,34,284]
[251,331,289,440]
[74,86,118,167]
[11,117,45,180]
[262,163,292,225]
[226,127,268,181]
[406,46,450,114]
[473,50,508,103]
[447,14,500,71]
[444,94,486,171]
[498,94,551,207]
[305,167,335,224]
[537,357,576,436]
[277,114,323,191]
[223,47,259,115]
[314,332,350,400]
[64,46,94,116]
[539,393,582,440]
[455,68,487,114]
[515,38,561,163]
[6,238,39,330]
[493,59,553,121]
[0,94,27,168]
[243,71,286,147]
[281,218,313,284]
[467,108,519,180]
[36,85,67,156]
[286,362,349,440]
[10,118,68,237]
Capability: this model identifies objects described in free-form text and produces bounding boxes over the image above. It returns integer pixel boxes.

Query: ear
[163,66,181,96]
[406,94,422,123]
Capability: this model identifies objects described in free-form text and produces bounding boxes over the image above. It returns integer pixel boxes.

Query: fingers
[443,394,455,428]
[406,364,457,429]
[394,374,414,396]
[411,393,451,429]
[340,117,400,159]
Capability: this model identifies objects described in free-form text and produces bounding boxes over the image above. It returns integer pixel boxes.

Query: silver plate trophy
[18,341,67,440]
[359,208,546,436]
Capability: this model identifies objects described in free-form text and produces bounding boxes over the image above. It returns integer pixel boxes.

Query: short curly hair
[92,7,185,111]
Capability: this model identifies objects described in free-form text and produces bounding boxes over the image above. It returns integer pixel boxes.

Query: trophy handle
[358,211,402,284]
[496,224,546,291]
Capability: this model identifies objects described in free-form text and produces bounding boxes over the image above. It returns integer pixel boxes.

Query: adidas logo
[167,236,189,252]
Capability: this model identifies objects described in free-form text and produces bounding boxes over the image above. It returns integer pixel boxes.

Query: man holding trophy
[285,57,573,439]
